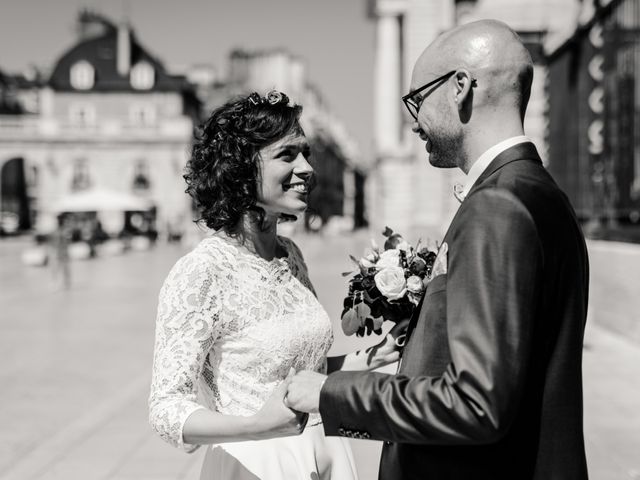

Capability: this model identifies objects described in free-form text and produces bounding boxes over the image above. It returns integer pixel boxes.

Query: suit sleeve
[319,189,543,445]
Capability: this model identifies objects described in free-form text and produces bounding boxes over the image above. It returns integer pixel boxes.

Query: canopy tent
[51,188,154,213]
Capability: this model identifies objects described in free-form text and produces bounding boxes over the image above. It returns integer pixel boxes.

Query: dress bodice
[149,235,333,452]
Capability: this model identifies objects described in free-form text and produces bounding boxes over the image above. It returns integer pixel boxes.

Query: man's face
[409,60,462,169]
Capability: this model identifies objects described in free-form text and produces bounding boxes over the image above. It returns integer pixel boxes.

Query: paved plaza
[1,232,639,479]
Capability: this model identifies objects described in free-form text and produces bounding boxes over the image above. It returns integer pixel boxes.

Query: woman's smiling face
[257,128,314,217]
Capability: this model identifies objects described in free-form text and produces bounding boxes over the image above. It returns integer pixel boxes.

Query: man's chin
[428,152,457,169]
[428,153,444,167]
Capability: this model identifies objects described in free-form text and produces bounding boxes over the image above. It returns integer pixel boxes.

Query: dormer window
[130,62,155,90]
[70,61,95,90]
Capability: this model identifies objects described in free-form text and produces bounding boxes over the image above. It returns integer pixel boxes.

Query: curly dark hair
[184,91,304,236]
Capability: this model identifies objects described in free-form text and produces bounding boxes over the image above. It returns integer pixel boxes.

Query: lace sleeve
[148,251,220,453]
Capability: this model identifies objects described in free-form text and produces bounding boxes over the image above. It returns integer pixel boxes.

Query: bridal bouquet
[341,227,437,338]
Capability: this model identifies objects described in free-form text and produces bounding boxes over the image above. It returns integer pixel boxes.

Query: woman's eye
[276,146,311,162]
[276,150,294,161]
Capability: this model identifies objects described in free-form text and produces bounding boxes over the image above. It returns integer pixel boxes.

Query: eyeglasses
[402,70,456,120]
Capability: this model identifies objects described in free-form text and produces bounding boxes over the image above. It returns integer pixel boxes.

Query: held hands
[252,368,308,439]
[284,370,327,414]
[278,318,410,417]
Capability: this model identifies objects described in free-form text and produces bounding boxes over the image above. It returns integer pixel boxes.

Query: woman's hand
[251,369,309,440]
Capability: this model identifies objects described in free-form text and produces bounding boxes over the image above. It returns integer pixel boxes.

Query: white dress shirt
[459,135,532,201]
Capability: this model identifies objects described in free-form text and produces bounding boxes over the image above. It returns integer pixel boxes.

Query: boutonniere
[430,242,448,278]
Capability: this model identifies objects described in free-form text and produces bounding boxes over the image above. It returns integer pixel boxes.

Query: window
[132,160,151,191]
[130,62,155,90]
[27,165,39,188]
[69,103,96,126]
[70,61,95,90]
[130,103,156,126]
[71,159,91,191]
[633,146,640,201]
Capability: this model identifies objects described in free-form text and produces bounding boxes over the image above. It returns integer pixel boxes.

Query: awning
[51,188,154,213]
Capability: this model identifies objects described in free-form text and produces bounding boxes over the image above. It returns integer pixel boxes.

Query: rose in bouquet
[341,227,437,339]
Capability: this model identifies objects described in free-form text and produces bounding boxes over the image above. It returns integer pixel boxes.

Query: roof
[0,68,25,114]
[48,18,190,93]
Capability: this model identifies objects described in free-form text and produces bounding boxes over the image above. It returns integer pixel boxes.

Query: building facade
[367,0,579,237]
[546,0,640,241]
[0,11,199,238]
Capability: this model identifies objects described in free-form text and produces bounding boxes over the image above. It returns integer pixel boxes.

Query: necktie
[453,183,465,203]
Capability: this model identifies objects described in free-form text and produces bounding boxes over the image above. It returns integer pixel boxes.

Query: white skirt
[199,423,359,480]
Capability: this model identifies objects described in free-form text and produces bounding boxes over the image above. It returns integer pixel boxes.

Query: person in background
[50,214,71,290]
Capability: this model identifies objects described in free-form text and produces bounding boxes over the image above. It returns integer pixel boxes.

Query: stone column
[369,0,410,233]
[373,0,407,155]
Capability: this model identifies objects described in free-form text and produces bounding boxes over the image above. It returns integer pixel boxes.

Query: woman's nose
[411,121,422,134]
[293,152,314,176]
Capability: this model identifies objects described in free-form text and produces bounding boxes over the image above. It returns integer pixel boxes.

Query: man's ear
[453,70,473,110]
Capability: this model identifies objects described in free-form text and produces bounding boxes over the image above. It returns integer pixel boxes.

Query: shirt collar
[461,135,531,199]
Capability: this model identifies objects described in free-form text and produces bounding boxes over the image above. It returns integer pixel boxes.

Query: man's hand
[365,317,410,369]
[284,370,327,414]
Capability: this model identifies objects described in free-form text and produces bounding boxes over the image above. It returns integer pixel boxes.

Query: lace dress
[149,234,358,480]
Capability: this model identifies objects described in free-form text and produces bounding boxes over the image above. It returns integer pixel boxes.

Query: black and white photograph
[1,0,639,479]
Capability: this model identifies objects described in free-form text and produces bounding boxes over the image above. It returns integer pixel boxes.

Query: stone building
[0,11,199,238]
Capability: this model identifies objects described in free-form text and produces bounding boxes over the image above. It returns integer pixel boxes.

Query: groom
[286,19,590,479]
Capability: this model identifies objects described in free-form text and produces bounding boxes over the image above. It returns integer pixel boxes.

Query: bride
[148,91,402,479]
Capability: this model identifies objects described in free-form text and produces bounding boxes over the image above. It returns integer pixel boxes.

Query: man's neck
[460,119,525,174]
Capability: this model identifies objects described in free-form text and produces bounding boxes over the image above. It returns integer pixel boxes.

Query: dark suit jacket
[320,143,590,479]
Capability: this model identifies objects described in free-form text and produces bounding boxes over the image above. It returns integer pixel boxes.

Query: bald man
[286,20,589,479]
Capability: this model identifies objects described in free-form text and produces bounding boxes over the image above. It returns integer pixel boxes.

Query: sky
[0,0,375,161]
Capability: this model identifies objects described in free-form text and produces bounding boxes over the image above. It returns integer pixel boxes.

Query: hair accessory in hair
[266,90,285,105]
[246,90,290,107]
[247,92,262,106]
